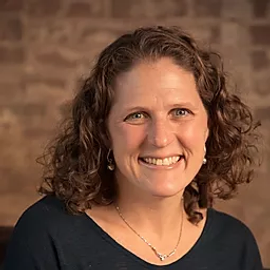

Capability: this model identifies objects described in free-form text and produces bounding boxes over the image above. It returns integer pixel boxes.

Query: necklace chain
[115,204,184,261]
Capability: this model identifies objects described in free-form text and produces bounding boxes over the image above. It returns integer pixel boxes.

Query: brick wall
[0,0,269,266]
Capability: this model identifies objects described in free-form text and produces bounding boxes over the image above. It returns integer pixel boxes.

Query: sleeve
[3,209,60,270]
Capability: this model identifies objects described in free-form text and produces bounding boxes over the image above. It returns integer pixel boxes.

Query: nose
[147,119,174,148]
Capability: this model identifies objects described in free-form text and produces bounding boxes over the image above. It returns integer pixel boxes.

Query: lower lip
[138,157,184,170]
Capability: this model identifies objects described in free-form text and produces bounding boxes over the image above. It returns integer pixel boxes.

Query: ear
[103,128,112,149]
[104,139,112,150]
[204,128,209,143]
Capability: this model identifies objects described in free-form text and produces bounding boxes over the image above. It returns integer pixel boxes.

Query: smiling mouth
[139,155,184,166]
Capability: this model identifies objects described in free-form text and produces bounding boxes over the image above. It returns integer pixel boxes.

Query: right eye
[124,112,147,123]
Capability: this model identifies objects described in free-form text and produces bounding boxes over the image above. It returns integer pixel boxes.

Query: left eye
[173,108,190,117]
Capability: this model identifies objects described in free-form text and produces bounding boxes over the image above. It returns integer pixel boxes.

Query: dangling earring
[203,145,207,165]
[107,149,115,171]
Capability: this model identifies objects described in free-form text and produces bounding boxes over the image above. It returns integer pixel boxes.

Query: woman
[4,26,262,269]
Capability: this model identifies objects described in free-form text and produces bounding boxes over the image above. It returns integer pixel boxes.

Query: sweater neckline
[83,207,215,268]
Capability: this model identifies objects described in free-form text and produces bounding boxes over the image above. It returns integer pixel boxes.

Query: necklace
[115,204,184,261]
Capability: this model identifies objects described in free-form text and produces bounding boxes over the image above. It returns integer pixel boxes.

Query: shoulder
[206,208,262,265]
[207,208,253,238]
[207,207,256,243]
[4,196,75,269]
[9,195,89,247]
[187,208,263,269]
[15,195,72,230]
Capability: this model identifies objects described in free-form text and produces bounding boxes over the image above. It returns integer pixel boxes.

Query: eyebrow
[121,106,148,114]
[169,102,198,109]
[122,102,198,113]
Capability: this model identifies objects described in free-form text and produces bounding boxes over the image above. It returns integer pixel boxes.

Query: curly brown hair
[38,26,260,224]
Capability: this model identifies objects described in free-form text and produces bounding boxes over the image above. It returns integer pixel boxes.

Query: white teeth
[163,158,169,165]
[141,156,181,166]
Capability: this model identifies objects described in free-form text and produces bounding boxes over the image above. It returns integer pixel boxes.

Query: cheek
[111,125,146,152]
[178,121,207,149]
[111,126,146,172]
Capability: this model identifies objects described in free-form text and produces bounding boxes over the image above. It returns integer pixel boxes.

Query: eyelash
[124,108,191,122]
[173,108,191,117]
[125,112,147,121]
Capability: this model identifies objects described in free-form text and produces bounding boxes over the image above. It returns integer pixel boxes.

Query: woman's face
[108,57,208,198]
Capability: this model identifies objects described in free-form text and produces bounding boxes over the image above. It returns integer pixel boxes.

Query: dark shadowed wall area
[0,0,269,266]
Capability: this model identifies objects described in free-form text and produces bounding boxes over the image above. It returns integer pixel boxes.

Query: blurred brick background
[0,0,269,266]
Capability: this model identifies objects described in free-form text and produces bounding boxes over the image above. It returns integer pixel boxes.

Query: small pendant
[158,254,167,261]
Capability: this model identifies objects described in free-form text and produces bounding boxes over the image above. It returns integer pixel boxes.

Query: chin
[145,184,185,199]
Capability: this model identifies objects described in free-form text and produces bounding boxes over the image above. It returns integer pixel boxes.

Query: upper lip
[140,154,183,159]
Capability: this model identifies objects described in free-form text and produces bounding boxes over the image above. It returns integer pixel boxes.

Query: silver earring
[203,145,207,165]
[107,149,115,171]
[203,157,207,165]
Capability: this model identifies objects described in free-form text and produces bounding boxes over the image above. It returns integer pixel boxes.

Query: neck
[115,183,185,240]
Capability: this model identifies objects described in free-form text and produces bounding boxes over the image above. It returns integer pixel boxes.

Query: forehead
[116,58,194,86]
[112,58,202,107]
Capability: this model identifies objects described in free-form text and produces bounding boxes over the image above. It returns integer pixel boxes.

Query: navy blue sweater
[4,196,263,270]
